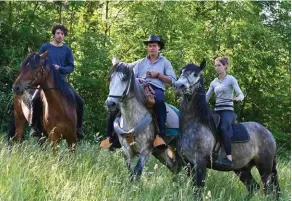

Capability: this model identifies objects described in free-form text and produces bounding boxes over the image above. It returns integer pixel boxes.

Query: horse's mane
[109,62,131,82]
[182,64,216,135]
[21,53,76,104]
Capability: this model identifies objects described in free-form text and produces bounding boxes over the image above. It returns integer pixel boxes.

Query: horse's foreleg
[191,158,207,200]
[153,148,182,175]
[133,148,152,180]
[66,129,77,152]
[13,108,26,142]
[49,127,60,153]
[121,138,135,176]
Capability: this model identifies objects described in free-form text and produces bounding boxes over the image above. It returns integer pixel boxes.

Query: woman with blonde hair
[206,57,244,167]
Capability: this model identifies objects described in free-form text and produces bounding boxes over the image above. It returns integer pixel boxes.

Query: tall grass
[0,138,290,201]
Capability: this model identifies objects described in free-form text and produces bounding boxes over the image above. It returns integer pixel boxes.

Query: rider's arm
[206,82,214,102]
[160,60,176,85]
[58,48,75,74]
[232,77,244,101]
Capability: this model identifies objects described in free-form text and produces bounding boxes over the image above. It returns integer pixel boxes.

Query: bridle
[108,64,134,102]
[24,64,45,90]
[180,72,201,96]
[24,60,55,90]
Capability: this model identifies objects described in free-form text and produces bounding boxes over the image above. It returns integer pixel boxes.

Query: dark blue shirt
[39,43,75,79]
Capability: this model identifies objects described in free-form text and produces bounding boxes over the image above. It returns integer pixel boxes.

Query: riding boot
[215,157,232,167]
[100,137,112,149]
[153,135,167,150]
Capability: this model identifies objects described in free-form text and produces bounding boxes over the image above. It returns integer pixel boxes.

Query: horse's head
[174,58,206,96]
[106,57,136,112]
[12,51,49,94]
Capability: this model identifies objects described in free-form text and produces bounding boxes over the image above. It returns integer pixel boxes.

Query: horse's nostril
[13,85,20,92]
[106,100,116,108]
[180,84,186,90]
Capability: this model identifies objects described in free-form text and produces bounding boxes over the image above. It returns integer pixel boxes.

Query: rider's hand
[233,97,242,102]
[147,71,159,78]
[53,64,60,70]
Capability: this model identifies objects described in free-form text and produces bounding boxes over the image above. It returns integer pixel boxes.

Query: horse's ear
[200,58,206,70]
[112,56,120,66]
[40,50,49,59]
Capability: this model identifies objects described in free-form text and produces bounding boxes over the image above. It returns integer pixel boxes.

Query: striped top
[206,75,244,111]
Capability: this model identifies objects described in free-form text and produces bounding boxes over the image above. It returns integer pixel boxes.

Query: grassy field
[0,137,290,201]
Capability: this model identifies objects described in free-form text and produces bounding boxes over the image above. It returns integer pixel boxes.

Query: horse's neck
[41,77,63,108]
[120,92,148,128]
[180,94,202,128]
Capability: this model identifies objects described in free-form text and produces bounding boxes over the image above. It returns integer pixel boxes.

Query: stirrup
[100,137,112,149]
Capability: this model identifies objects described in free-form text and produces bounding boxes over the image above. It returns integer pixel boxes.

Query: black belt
[215,104,234,108]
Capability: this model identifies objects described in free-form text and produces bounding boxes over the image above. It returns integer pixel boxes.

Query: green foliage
[0,1,290,151]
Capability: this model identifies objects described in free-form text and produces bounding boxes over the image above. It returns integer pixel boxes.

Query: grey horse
[173,59,280,199]
[105,57,181,180]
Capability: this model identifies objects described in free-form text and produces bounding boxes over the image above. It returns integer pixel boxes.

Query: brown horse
[12,51,77,151]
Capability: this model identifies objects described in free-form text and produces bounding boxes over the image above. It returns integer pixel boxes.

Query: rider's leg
[152,85,167,149]
[73,90,85,140]
[216,110,235,166]
[100,108,121,149]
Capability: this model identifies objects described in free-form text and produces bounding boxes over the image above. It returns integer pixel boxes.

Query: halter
[180,73,201,96]
[108,65,134,102]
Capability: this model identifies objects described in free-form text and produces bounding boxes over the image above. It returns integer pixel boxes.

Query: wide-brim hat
[143,34,165,50]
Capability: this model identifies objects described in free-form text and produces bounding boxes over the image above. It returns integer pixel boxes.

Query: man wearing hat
[100,34,176,150]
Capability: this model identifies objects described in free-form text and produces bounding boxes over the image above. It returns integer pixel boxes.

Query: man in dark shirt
[30,25,84,139]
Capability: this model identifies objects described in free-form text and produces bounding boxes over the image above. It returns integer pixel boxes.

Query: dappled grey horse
[105,57,181,180]
[173,59,280,199]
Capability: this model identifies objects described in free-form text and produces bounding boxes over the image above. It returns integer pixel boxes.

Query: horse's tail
[271,155,281,196]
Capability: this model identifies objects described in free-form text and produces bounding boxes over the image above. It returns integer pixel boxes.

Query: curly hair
[52,25,68,36]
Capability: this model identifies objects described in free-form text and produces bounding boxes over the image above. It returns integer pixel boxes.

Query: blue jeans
[151,85,166,135]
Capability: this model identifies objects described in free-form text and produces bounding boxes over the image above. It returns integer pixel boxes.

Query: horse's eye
[121,74,128,81]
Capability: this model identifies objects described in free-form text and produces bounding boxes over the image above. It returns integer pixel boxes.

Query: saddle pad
[231,123,250,143]
[166,104,179,129]
[165,104,179,137]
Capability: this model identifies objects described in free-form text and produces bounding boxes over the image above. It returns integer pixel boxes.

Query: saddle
[143,84,155,108]
[138,79,155,108]
[212,112,250,155]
